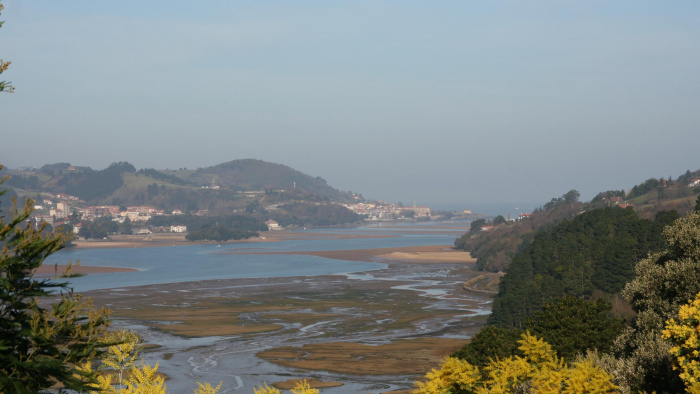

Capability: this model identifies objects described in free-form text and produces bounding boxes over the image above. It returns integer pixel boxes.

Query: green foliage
[192,159,351,202]
[455,297,623,368]
[79,216,121,239]
[590,190,626,205]
[267,202,363,227]
[39,162,73,175]
[246,199,262,213]
[469,219,487,234]
[454,191,584,272]
[528,296,624,360]
[0,179,17,209]
[614,211,700,393]
[2,174,40,191]
[451,326,524,368]
[0,1,13,93]
[488,207,674,328]
[563,189,581,204]
[185,226,258,242]
[59,162,136,201]
[0,167,111,392]
[149,213,267,233]
[628,178,665,199]
[151,213,266,241]
[540,189,581,211]
[137,168,186,185]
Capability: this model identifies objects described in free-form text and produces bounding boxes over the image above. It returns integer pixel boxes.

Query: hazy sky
[2,1,699,208]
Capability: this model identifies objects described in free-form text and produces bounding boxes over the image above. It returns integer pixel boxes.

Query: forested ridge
[455,170,700,273]
[434,207,700,393]
[454,190,584,272]
[488,206,678,327]
[439,170,700,393]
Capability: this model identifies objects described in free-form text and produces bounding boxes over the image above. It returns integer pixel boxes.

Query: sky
[1,1,699,209]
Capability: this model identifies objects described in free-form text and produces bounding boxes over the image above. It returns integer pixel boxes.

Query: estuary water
[47,224,463,292]
[45,222,488,393]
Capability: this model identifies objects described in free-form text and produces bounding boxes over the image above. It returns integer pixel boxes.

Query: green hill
[179,159,348,201]
[1,159,357,215]
[455,170,700,272]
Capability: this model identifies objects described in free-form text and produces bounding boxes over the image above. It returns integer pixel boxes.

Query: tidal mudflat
[61,225,494,393]
[83,261,490,392]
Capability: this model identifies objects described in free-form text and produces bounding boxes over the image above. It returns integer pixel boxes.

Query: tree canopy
[454,191,585,272]
[0,1,13,93]
[612,211,700,393]
[0,167,111,392]
[489,207,677,328]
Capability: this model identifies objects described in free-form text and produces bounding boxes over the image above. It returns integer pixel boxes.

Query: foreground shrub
[414,332,618,393]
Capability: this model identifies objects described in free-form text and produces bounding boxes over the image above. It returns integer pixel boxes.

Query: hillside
[455,170,700,272]
[2,159,356,215]
[454,191,584,272]
[178,159,348,201]
[488,206,678,328]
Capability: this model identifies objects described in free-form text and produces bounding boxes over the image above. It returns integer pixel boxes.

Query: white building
[265,220,282,231]
[170,225,187,233]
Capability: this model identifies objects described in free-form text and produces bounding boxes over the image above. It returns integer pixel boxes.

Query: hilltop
[3,159,356,215]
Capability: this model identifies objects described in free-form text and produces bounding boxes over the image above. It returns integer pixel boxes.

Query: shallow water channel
[50,223,492,393]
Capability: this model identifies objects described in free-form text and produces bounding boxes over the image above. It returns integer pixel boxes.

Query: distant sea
[425,202,541,217]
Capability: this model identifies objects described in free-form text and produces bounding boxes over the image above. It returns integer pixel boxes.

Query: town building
[265,220,282,231]
[170,225,187,233]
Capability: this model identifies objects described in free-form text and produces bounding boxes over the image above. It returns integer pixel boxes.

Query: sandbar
[223,244,475,263]
[33,264,137,277]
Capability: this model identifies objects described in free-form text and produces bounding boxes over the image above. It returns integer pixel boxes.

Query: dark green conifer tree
[0,168,112,391]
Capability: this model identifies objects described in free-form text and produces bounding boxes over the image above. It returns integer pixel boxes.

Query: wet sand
[223,244,475,263]
[33,264,137,277]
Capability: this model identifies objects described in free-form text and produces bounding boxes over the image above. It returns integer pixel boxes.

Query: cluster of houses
[31,193,188,235]
[340,201,431,221]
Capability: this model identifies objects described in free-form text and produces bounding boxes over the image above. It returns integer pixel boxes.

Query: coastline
[70,231,397,250]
